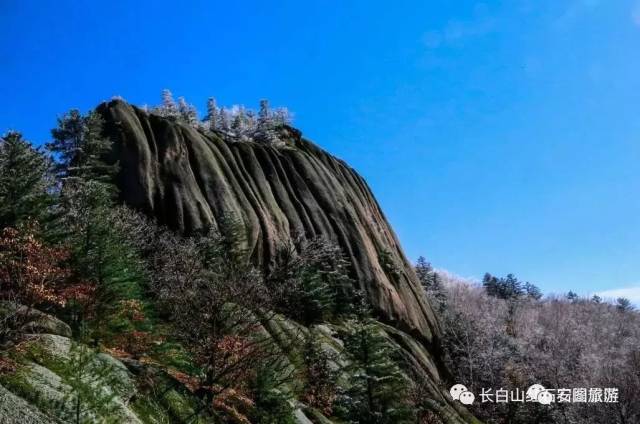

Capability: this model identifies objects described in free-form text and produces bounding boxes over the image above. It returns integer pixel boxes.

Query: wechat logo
[450,384,475,405]
[527,384,554,405]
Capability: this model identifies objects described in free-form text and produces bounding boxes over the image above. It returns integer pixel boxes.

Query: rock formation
[96,99,477,423]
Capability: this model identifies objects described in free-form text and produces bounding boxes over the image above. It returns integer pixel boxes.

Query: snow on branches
[150,90,293,144]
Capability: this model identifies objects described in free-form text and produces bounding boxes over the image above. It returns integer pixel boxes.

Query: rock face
[98,99,439,347]
[96,100,476,423]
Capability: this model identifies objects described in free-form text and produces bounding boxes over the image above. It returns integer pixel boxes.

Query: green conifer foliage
[248,364,296,424]
[0,131,53,230]
[48,110,117,183]
[336,301,414,424]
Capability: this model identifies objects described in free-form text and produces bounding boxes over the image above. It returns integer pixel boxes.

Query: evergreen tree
[414,256,446,313]
[616,297,633,312]
[0,131,53,229]
[48,110,116,183]
[415,256,433,286]
[337,301,413,424]
[523,282,542,300]
[255,99,278,143]
[503,274,523,298]
[258,99,271,126]
[207,97,219,130]
[566,291,579,302]
[177,96,198,126]
[245,110,257,132]
[160,89,177,117]
[61,185,145,344]
[56,340,123,423]
[272,107,292,125]
[483,273,524,300]
[49,109,142,344]
[231,106,248,139]
[248,365,296,424]
[482,272,498,296]
[219,108,232,132]
[269,238,355,325]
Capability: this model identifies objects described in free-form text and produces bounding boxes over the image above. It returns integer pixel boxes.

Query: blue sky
[1,0,640,299]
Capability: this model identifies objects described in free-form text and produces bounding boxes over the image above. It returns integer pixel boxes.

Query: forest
[416,258,640,424]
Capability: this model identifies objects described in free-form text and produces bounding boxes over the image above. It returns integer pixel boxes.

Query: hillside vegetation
[416,259,640,424]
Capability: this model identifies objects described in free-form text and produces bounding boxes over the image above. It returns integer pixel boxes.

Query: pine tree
[61,186,145,344]
[245,110,257,133]
[258,99,271,126]
[248,364,296,424]
[272,107,292,125]
[523,282,542,300]
[178,96,198,126]
[57,340,123,423]
[232,106,248,139]
[483,273,524,300]
[207,97,219,130]
[160,89,177,117]
[49,109,142,344]
[414,256,433,286]
[616,297,633,312]
[337,301,413,424]
[0,131,53,229]
[414,257,447,312]
[219,108,232,132]
[48,110,116,184]
[269,239,355,324]
[255,99,278,143]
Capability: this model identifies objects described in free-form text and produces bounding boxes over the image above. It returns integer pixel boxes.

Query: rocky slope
[95,99,476,423]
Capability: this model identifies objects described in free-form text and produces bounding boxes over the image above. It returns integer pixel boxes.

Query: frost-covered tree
[160,89,178,117]
[433,273,640,424]
[258,99,271,126]
[150,92,293,143]
[414,256,446,313]
[273,107,293,125]
[219,107,232,132]
[206,97,219,130]
[231,106,249,140]
[177,96,198,126]
[255,99,278,143]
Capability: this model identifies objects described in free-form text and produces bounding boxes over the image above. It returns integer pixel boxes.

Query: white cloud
[595,286,640,303]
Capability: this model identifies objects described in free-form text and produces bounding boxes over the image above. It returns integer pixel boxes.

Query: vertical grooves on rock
[98,98,440,348]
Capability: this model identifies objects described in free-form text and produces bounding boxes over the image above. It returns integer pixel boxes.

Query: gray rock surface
[98,99,439,347]
[0,302,72,338]
[0,383,56,424]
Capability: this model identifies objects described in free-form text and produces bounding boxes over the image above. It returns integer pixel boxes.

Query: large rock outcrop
[97,100,476,423]
[98,100,439,346]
